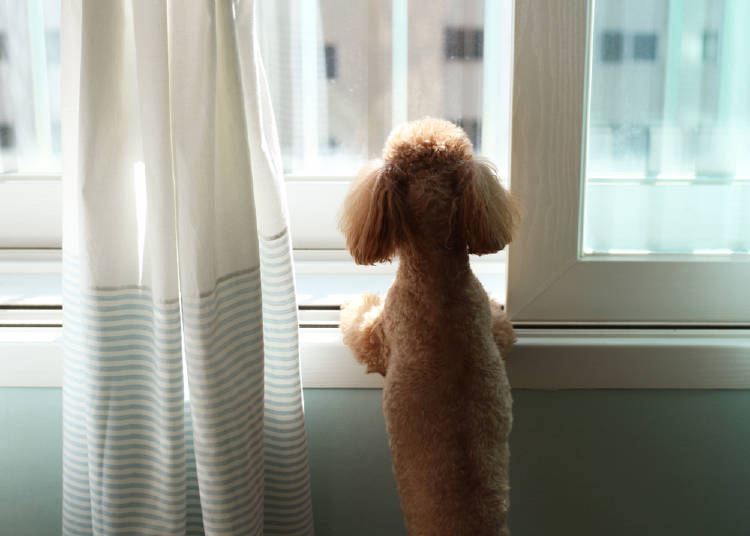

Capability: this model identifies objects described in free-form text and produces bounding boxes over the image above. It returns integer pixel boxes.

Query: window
[0,0,61,173]
[702,31,718,63]
[257,0,507,178]
[444,27,483,61]
[0,123,14,148]
[3,0,514,308]
[632,33,657,61]
[4,0,514,253]
[257,0,513,255]
[584,0,748,256]
[453,117,481,149]
[3,0,749,387]
[0,0,62,254]
[508,0,750,324]
[324,44,337,80]
[601,31,623,62]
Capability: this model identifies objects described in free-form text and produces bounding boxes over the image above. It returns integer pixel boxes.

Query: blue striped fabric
[181,267,266,536]
[185,404,204,535]
[62,255,188,535]
[62,230,313,535]
[260,232,314,536]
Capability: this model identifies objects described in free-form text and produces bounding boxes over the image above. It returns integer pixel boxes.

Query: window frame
[506,0,750,326]
[0,174,61,248]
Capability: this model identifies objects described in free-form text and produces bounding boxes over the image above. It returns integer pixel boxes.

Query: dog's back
[382,268,512,536]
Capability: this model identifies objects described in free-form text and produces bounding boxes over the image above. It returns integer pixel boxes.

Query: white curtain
[61,1,314,534]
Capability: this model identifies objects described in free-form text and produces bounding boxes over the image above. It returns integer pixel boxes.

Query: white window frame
[0,174,62,248]
[507,0,750,326]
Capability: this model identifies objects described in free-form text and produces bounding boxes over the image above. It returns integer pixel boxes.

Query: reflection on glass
[0,0,61,173]
[583,0,750,255]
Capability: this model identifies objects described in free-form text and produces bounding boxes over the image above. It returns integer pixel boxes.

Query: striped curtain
[61,1,314,534]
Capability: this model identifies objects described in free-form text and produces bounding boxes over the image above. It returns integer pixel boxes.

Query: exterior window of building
[0,123,15,149]
[609,123,650,168]
[703,31,718,63]
[454,117,481,149]
[633,33,657,60]
[601,31,623,62]
[327,136,340,150]
[324,43,337,80]
[444,27,483,61]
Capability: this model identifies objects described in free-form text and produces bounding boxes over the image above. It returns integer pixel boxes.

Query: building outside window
[324,43,337,80]
[444,27,483,61]
[633,33,657,60]
[601,30,624,62]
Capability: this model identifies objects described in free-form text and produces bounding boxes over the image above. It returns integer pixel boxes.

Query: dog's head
[339,117,519,265]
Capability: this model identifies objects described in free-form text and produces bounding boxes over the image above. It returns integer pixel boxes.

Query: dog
[339,117,519,535]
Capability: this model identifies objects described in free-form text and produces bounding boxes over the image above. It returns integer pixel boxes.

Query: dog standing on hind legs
[339,118,519,536]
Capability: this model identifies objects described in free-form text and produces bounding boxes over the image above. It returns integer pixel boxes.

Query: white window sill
[0,249,508,324]
[4,249,750,389]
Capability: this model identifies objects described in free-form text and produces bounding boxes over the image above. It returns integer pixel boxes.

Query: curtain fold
[61,1,314,534]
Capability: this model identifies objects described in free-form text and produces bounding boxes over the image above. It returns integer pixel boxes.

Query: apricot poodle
[339,117,519,535]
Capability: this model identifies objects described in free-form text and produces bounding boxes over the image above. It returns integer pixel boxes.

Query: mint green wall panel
[0,388,62,536]
[3,388,750,535]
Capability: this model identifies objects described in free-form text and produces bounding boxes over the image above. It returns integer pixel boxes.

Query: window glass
[408,3,486,150]
[257,0,512,177]
[583,0,750,255]
[0,0,60,173]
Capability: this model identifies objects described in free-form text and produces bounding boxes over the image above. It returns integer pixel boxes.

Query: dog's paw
[490,299,516,358]
[340,293,386,372]
[340,293,383,333]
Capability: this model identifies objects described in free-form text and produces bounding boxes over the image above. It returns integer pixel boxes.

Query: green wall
[0,388,62,536]
[3,388,750,535]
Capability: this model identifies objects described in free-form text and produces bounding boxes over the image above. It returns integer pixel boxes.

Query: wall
[3,388,750,535]
[0,388,62,536]
[306,389,750,536]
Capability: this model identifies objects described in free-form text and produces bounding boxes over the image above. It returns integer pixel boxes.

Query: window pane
[583,0,750,255]
[409,2,486,150]
[0,0,61,173]
[257,0,512,177]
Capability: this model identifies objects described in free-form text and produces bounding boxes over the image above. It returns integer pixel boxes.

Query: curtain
[61,1,314,534]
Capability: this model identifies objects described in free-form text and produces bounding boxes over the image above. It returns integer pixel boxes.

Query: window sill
[4,326,750,389]
[0,249,507,324]
[4,249,750,389]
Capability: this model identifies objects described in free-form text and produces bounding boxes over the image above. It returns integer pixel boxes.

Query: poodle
[339,117,519,536]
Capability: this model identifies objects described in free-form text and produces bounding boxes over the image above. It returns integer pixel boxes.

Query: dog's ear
[457,157,519,255]
[339,161,406,265]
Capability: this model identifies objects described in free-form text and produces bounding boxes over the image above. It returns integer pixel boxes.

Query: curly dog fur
[339,117,519,536]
